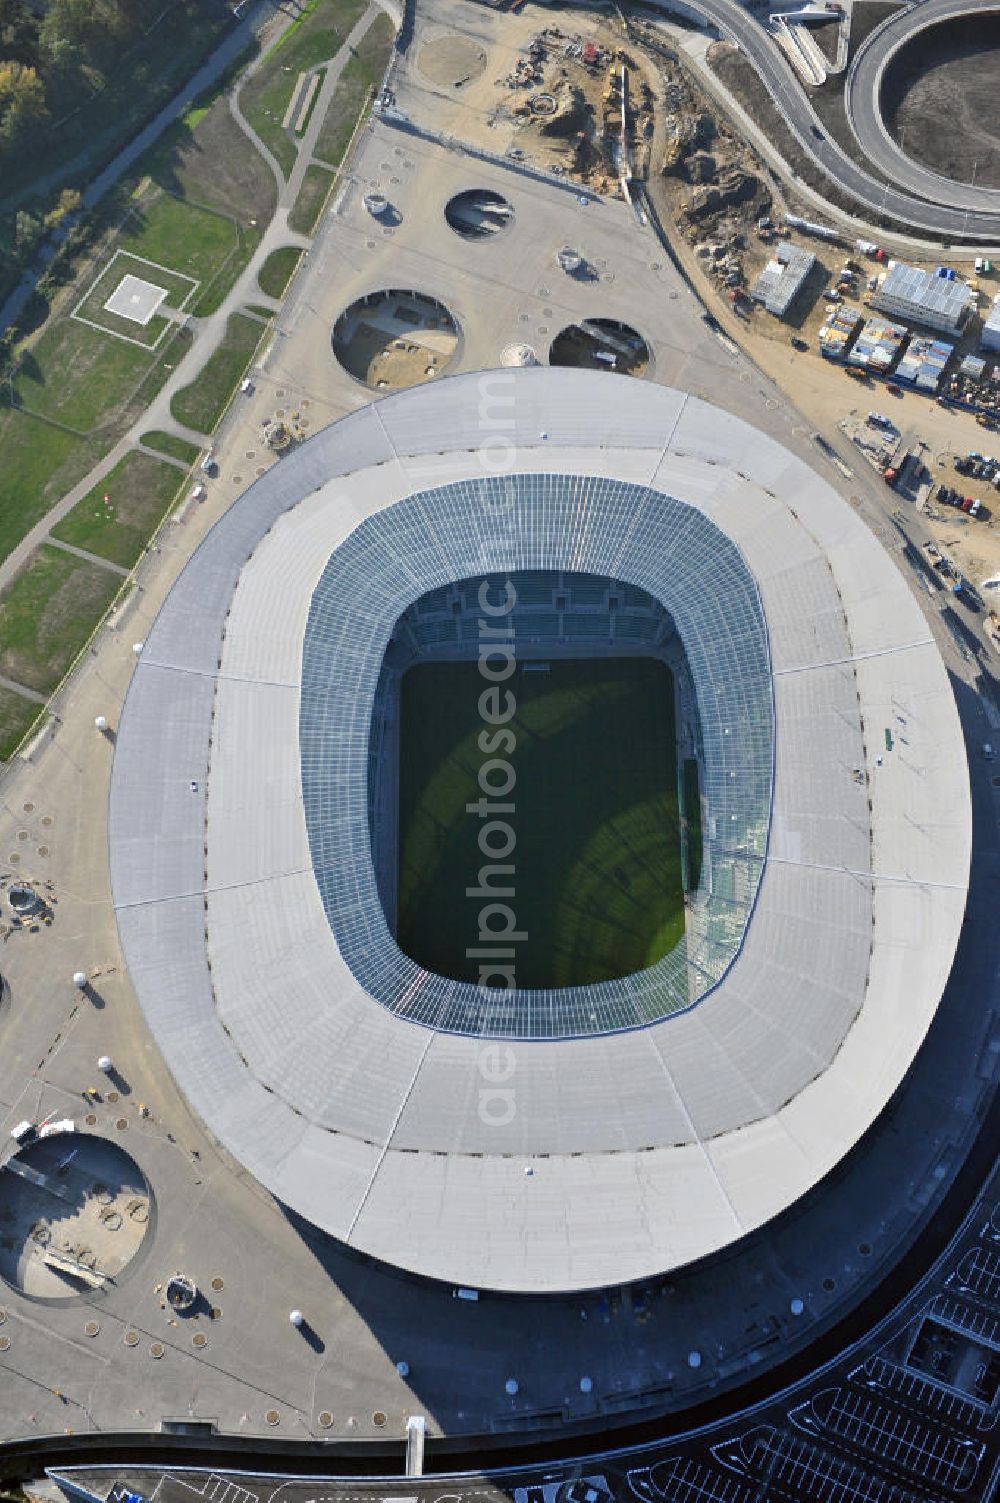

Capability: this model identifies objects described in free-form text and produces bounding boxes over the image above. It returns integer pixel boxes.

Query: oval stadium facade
[109,369,970,1293]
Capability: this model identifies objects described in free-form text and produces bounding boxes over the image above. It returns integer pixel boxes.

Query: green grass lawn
[118,190,237,287]
[170,312,264,434]
[315,14,395,167]
[0,545,122,697]
[140,431,200,466]
[258,247,303,299]
[51,451,184,570]
[13,317,168,432]
[0,686,44,762]
[0,408,108,568]
[397,657,686,989]
[288,166,335,235]
[241,0,370,177]
[144,97,278,232]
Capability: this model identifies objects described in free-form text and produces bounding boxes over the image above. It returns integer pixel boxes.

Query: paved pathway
[0,1,381,602]
[46,537,130,575]
[0,673,46,705]
[0,0,302,338]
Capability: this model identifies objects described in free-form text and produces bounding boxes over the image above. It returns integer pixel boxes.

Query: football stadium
[109,368,970,1294]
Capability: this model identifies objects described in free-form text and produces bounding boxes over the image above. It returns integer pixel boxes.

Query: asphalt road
[645,0,1000,239]
[845,0,1000,214]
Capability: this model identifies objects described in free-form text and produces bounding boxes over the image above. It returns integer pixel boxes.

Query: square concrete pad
[104,273,168,326]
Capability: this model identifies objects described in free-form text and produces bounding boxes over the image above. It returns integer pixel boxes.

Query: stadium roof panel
[300,473,773,1039]
[109,370,970,1292]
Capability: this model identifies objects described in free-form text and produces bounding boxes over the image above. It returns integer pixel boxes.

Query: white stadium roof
[109,370,970,1292]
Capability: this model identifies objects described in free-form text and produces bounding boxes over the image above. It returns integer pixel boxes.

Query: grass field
[71,250,198,350]
[170,312,264,434]
[315,14,396,167]
[241,0,370,177]
[0,409,109,565]
[396,657,688,990]
[140,431,200,465]
[51,451,184,570]
[0,686,44,763]
[258,247,303,299]
[288,166,336,235]
[0,545,122,697]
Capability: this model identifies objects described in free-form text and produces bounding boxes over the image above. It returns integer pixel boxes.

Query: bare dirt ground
[882,13,1000,189]
[417,33,488,87]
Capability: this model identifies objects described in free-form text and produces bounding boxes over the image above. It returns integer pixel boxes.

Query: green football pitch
[396,656,691,990]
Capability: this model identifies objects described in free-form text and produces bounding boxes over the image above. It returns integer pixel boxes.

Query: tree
[14,207,40,252]
[44,186,81,230]
[0,59,46,147]
[0,0,38,67]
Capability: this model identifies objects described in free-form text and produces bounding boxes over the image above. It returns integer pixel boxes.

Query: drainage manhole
[150,1342,164,1359]
[41,816,52,827]
[859,1242,872,1256]
[107,1092,119,1104]
[266,1409,280,1426]
[822,1277,836,1291]
[0,1336,10,1352]
[124,1330,140,1347]
[211,1306,222,1320]
[0,1309,6,1322]
[8,855,18,865]
[373,1411,387,1427]
[37,847,48,857]
[23,803,33,813]
[17,830,28,841]
[85,1113,97,1126]
[84,1320,99,1337]
[116,1118,127,1131]
[192,1331,208,1348]
[211,1276,224,1291]
[319,1411,334,1428]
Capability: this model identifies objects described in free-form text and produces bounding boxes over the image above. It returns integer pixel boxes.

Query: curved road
[645,0,1000,238]
[846,0,1000,212]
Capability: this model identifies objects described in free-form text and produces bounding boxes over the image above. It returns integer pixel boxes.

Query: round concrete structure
[109,370,970,1293]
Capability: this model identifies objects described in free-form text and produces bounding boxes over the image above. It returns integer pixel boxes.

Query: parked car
[790,336,809,351]
[886,382,902,395]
